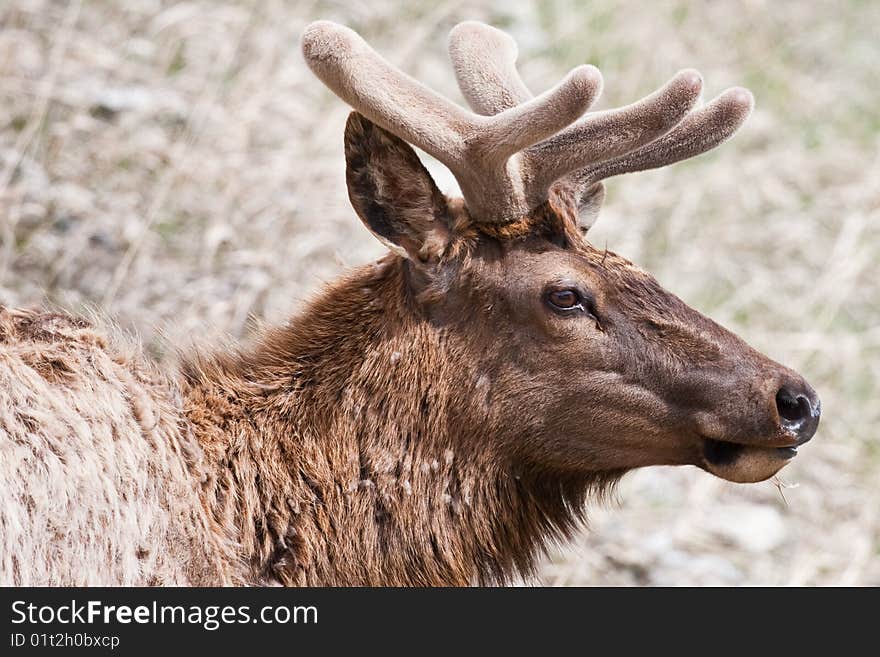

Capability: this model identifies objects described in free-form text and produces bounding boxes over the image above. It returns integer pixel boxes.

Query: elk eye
[546,289,582,311]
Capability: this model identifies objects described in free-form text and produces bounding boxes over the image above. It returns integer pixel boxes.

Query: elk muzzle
[700,373,821,483]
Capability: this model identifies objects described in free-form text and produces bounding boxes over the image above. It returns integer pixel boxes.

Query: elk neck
[179,254,606,585]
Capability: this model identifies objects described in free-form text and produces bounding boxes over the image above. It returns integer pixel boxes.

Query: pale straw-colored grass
[1,0,877,585]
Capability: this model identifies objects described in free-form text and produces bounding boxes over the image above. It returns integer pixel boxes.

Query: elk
[0,21,820,586]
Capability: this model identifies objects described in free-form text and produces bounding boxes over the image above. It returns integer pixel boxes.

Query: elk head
[302,21,820,485]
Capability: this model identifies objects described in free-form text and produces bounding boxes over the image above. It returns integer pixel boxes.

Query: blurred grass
[1,0,878,584]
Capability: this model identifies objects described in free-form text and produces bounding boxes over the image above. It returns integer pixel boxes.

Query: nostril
[775,386,811,426]
[774,381,820,445]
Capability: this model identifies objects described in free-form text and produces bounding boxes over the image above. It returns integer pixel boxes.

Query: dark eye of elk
[545,288,596,318]
[547,289,580,310]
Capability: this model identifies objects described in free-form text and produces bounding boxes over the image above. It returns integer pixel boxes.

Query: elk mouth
[700,437,797,483]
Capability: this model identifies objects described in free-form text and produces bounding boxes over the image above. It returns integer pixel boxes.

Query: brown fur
[179,256,622,585]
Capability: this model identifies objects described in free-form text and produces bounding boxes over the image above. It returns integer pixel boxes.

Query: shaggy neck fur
[180,255,614,586]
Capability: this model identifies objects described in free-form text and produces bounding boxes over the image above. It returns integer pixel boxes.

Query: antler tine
[523,70,704,197]
[449,23,704,197]
[302,21,602,223]
[448,21,535,115]
[303,21,474,169]
[481,67,602,162]
[449,21,752,212]
[576,87,754,186]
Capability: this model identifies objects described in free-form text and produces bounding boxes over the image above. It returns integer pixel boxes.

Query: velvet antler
[302,21,601,223]
[302,20,753,227]
[448,21,754,229]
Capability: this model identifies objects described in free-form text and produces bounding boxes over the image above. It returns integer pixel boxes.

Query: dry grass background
[1,0,878,585]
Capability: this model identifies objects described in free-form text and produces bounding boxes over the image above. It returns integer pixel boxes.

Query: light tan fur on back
[0,307,233,585]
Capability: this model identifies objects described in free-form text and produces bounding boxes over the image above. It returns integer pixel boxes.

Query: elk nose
[775,381,821,445]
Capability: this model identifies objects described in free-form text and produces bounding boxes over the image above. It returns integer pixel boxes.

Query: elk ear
[572,182,606,233]
[344,112,452,262]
